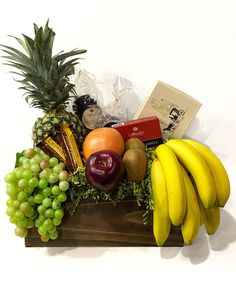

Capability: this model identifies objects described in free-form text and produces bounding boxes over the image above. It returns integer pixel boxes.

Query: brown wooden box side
[25,199,183,247]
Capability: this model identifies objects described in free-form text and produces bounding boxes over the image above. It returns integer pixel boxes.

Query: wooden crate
[25,199,183,247]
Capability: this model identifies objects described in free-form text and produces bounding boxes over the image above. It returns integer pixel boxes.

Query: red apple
[85,150,124,192]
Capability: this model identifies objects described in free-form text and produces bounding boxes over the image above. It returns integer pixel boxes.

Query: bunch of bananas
[150,138,230,246]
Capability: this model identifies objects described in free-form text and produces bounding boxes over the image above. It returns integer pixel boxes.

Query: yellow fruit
[155,144,186,226]
[151,159,171,246]
[166,139,216,209]
[181,166,201,245]
[198,199,220,235]
[183,139,230,207]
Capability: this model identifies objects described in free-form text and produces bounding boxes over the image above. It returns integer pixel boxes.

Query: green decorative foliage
[67,149,154,225]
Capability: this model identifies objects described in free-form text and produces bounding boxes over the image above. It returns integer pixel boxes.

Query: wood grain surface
[25,199,183,247]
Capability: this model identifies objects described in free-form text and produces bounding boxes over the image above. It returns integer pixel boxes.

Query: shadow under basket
[25,199,183,247]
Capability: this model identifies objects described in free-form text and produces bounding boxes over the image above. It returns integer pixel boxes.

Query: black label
[143,138,163,148]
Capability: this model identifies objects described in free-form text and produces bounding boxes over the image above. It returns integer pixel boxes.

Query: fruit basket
[2,21,230,248]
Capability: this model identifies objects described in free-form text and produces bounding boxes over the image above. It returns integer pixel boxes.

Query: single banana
[180,166,201,245]
[183,139,230,207]
[151,159,171,246]
[166,139,216,209]
[189,173,220,235]
[198,198,220,235]
[155,144,186,226]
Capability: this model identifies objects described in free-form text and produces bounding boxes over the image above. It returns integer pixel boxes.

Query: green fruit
[122,148,147,182]
[125,138,146,152]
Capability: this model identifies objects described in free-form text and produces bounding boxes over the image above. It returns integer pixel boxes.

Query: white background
[0,0,236,282]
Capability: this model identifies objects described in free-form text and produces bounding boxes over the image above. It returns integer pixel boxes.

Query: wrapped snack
[73,94,102,131]
[96,75,127,127]
[56,124,83,172]
[38,136,67,164]
[96,75,140,127]
[72,70,103,130]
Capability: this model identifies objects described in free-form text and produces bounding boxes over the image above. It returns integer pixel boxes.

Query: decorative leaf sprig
[67,149,154,225]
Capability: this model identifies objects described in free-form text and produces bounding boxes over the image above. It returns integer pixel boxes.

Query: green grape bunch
[4,148,70,242]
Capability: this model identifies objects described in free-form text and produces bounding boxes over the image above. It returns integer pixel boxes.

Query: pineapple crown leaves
[1,20,87,111]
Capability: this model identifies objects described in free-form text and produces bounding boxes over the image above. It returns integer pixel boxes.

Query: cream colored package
[134,81,202,139]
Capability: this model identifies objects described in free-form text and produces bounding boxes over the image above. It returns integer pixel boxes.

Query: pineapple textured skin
[32,110,87,146]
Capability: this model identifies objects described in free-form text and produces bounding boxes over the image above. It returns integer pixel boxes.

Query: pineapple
[1,20,87,145]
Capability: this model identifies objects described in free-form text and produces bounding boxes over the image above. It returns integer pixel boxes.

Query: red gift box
[112,116,163,148]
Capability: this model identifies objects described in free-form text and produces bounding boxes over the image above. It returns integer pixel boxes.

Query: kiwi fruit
[122,148,147,182]
[125,138,146,152]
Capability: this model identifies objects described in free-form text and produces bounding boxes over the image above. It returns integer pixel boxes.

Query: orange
[83,128,125,159]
